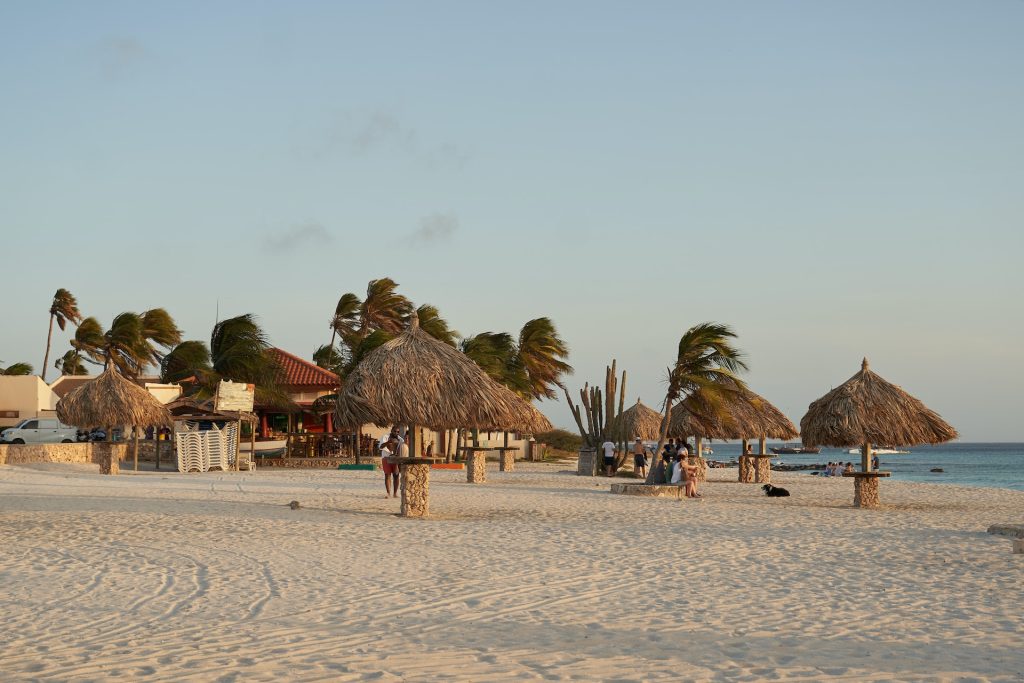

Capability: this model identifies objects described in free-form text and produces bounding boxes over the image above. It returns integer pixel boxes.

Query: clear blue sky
[2,1,1021,440]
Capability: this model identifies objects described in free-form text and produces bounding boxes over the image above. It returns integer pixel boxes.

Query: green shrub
[536,429,583,453]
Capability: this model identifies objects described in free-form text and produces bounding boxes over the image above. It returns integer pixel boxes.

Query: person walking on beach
[380,438,399,498]
[601,439,616,476]
[633,437,647,478]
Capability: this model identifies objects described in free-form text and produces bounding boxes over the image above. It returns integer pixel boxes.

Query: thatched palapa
[612,399,664,441]
[56,368,172,429]
[800,358,957,448]
[335,317,552,433]
[669,386,798,440]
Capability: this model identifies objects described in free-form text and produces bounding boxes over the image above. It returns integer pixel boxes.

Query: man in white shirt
[601,440,616,476]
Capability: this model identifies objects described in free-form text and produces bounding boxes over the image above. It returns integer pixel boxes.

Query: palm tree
[54,350,88,376]
[71,310,182,377]
[162,314,288,407]
[357,278,412,339]
[160,340,212,384]
[416,304,458,346]
[326,292,361,369]
[41,289,82,381]
[313,343,347,375]
[327,280,455,376]
[645,322,748,484]
[460,332,530,396]
[1,361,34,375]
[517,317,573,400]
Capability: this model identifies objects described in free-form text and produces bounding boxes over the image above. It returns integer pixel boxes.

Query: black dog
[762,484,790,497]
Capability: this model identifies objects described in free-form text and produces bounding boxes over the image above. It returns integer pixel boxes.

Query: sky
[1,1,1021,440]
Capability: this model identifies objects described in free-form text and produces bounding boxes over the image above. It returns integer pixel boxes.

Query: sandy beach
[1,461,1021,682]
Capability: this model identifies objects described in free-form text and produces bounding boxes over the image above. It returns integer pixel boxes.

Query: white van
[0,418,79,444]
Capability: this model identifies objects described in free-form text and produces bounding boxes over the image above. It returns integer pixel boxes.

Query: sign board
[214,381,255,413]
[0,410,19,419]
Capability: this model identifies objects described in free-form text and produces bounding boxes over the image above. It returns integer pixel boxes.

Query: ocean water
[701,442,1024,492]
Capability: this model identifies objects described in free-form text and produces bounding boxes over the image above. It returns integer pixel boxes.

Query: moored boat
[769,445,820,455]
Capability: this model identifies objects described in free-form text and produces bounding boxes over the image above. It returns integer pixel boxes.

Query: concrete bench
[987,524,1024,554]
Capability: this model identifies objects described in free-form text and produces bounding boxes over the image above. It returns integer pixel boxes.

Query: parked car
[0,418,79,444]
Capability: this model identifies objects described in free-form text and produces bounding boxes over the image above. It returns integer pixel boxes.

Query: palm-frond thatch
[336,317,553,433]
[56,368,172,429]
[669,386,798,441]
[612,399,664,441]
[800,358,957,448]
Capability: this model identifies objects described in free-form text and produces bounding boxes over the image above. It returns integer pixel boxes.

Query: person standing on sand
[601,439,616,476]
[380,438,399,498]
[633,437,647,478]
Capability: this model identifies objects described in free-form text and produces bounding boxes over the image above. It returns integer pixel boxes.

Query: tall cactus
[563,360,627,455]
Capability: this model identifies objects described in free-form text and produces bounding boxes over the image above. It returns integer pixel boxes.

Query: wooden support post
[133,428,139,471]
[862,442,871,472]
[758,437,766,455]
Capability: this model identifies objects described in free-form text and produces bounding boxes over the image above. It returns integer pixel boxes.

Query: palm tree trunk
[41,314,54,382]
[645,398,674,484]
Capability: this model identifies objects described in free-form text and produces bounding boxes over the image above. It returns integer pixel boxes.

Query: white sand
[1,461,1022,682]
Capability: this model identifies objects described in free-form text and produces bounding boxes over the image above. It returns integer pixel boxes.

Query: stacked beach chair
[175,422,241,473]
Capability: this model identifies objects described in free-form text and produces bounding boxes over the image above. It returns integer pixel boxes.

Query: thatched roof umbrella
[57,368,172,430]
[57,368,173,473]
[669,386,798,443]
[336,316,552,447]
[801,358,957,472]
[613,399,664,441]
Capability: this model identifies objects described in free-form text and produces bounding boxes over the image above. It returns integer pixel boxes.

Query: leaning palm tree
[160,340,213,384]
[517,317,573,400]
[358,278,413,339]
[71,310,182,377]
[416,304,458,346]
[1,360,34,375]
[41,289,83,381]
[54,350,88,376]
[460,332,531,397]
[326,292,361,370]
[646,322,748,484]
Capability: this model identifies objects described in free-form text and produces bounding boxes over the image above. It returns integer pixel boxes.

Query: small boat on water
[769,445,820,455]
[847,447,910,455]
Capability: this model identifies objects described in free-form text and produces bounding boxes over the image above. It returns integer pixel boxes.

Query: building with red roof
[258,348,340,437]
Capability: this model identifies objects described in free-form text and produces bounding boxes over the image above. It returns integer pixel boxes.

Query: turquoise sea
[705,442,1024,492]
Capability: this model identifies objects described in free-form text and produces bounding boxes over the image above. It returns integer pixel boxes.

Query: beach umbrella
[335,315,552,442]
[612,399,664,441]
[56,368,173,472]
[669,385,798,443]
[800,358,957,471]
[57,368,172,430]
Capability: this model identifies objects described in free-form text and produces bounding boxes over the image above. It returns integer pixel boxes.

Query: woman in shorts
[381,438,400,498]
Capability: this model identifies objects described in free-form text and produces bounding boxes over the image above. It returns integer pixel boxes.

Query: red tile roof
[269,348,340,388]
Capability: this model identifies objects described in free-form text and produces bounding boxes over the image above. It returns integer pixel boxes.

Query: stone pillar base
[688,457,708,483]
[91,442,124,475]
[853,476,880,508]
[467,452,487,483]
[753,456,772,484]
[400,463,431,517]
[738,456,754,483]
[499,451,515,472]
